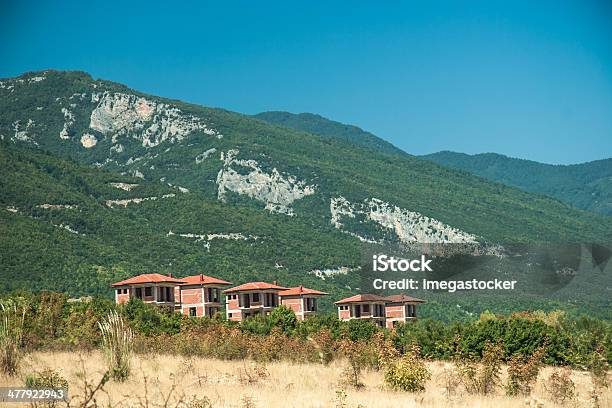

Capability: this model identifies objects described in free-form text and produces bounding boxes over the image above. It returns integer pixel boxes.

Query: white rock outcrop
[167,231,258,242]
[109,182,139,191]
[11,120,37,145]
[80,133,97,148]
[309,266,359,280]
[330,196,477,244]
[195,148,217,164]
[89,92,222,148]
[216,150,316,216]
[36,204,78,210]
[59,108,74,140]
[104,194,175,208]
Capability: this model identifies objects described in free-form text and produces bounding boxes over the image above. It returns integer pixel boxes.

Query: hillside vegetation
[1,70,612,317]
[422,151,612,216]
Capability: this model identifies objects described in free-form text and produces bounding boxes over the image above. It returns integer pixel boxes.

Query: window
[135,288,143,299]
[362,304,370,313]
[374,304,384,317]
[252,293,260,302]
[189,307,197,317]
[228,313,233,318]
[406,304,416,317]
[144,287,152,297]
[240,294,250,308]
[305,297,317,312]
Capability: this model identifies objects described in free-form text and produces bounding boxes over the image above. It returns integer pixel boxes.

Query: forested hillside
[1,70,611,318]
[422,151,612,216]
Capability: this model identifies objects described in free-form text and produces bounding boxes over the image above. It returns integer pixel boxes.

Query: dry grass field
[0,351,609,408]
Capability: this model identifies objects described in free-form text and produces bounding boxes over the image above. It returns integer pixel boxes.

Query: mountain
[422,152,612,216]
[0,141,360,305]
[1,70,611,319]
[253,111,405,156]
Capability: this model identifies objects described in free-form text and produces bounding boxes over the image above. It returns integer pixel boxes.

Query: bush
[384,345,431,392]
[98,311,133,382]
[505,346,546,396]
[25,369,68,408]
[308,330,336,365]
[339,339,369,389]
[269,306,297,334]
[456,341,503,395]
[0,303,27,376]
[545,369,575,405]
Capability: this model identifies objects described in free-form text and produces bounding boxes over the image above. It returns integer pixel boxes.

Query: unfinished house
[279,285,328,320]
[335,294,388,327]
[384,294,425,329]
[112,273,184,307]
[175,274,232,317]
[224,281,287,322]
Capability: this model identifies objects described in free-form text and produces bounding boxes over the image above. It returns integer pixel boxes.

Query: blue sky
[1,1,611,164]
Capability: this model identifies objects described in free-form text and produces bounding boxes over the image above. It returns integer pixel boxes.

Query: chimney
[200,274,204,282]
[272,280,278,285]
[168,272,173,278]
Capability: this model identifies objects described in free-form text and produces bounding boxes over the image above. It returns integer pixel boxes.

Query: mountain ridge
[1,70,612,319]
[422,151,612,216]
[252,110,612,216]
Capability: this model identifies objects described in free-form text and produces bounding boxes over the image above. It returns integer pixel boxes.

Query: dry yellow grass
[0,351,609,407]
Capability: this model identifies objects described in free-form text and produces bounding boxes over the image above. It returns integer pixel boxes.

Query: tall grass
[0,303,27,376]
[98,311,133,382]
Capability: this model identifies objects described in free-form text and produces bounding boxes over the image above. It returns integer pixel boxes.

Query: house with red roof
[279,285,328,320]
[223,281,287,322]
[174,274,232,317]
[335,293,425,328]
[112,273,184,306]
[384,294,425,329]
[335,294,388,327]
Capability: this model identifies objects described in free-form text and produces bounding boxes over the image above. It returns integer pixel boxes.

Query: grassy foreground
[0,351,609,408]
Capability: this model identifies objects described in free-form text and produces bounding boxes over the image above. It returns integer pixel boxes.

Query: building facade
[336,293,425,328]
[174,274,232,317]
[224,281,287,322]
[383,294,425,329]
[279,285,328,320]
[112,273,184,307]
[335,294,388,327]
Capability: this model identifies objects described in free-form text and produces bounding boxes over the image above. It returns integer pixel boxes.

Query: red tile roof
[279,285,328,297]
[111,273,184,287]
[385,294,425,303]
[335,294,389,304]
[179,274,231,286]
[224,281,288,293]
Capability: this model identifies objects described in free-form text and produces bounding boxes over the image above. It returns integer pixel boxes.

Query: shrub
[25,369,68,408]
[186,395,213,408]
[587,345,609,408]
[505,346,546,396]
[308,329,336,365]
[384,345,431,392]
[456,341,503,395]
[339,339,368,389]
[373,332,399,369]
[269,306,297,334]
[98,311,133,382]
[545,369,575,405]
[0,303,27,376]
